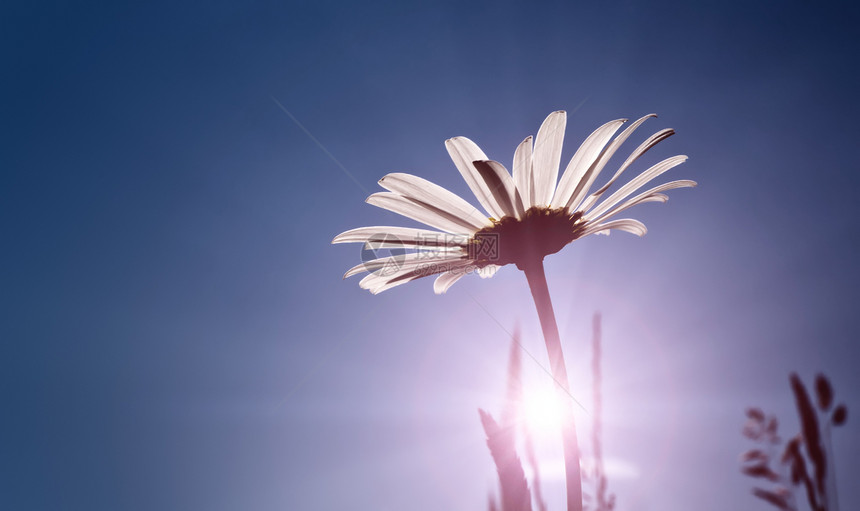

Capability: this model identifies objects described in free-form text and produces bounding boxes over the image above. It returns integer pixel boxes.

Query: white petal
[434,270,466,294]
[551,119,626,209]
[585,195,667,227]
[566,114,657,212]
[366,192,479,234]
[363,241,464,252]
[512,136,534,210]
[445,137,506,219]
[360,260,472,294]
[532,111,566,206]
[583,155,688,221]
[586,180,697,224]
[584,127,675,205]
[473,160,520,218]
[378,173,490,231]
[581,218,648,238]
[344,252,466,279]
[333,226,469,248]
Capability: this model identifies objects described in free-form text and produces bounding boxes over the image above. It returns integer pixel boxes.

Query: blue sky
[2,1,859,510]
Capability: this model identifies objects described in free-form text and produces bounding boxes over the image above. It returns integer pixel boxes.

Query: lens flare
[522,386,565,435]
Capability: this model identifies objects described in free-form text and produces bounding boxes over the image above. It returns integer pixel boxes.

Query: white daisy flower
[333,111,695,295]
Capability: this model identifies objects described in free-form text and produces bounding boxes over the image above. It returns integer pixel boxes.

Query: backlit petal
[473,160,520,218]
[512,136,534,210]
[378,173,490,230]
[551,119,626,209]
[445,137,506,219]
[532,111,566,206]
[366,192,479,234]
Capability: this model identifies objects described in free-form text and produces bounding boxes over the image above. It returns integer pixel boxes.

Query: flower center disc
[470,207,584,270]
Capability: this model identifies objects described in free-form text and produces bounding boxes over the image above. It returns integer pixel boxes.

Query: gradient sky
[2,1,859,510]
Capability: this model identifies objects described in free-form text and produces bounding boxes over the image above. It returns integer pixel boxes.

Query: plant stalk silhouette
[740,373,848,511]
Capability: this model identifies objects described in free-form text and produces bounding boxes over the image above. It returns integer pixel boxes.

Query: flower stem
[523,258,583,511]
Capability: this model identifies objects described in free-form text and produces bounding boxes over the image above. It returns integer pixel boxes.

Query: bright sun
[521,386,565,434]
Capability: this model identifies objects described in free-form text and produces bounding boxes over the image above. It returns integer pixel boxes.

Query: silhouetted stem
[591,313,608,511]
[824,421,839,511]
[523,259,583,511]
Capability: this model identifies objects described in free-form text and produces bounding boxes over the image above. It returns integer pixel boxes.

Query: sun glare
[521,386,565,434]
